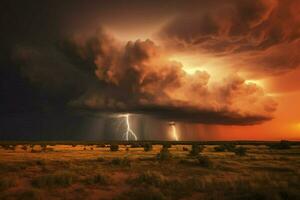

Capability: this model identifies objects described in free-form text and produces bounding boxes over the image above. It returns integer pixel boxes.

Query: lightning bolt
[169,122,179,141]
[118,114,138,141]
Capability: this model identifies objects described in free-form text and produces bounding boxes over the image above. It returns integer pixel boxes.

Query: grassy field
[0,141,299,200]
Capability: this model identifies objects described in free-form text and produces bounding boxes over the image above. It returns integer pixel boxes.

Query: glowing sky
[0,0,300,140]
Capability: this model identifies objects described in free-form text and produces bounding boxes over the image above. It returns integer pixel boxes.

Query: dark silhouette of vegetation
[214,143,236,152]
[21,145,28,151]
[197,155,214,168]
[268,140,291,149]
[111,157,131,167]
[214,145,226,152]
[234,146,247,156]
[182,147,189,151]
[156,147,172,161]
[110,144,119,152]
[143,143,153,152]
[162,143,171,149]
[189,144,204,156]
[131,144,141,148]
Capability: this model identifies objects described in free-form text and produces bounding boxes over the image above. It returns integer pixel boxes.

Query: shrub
[21,145,28,151]
[130,144,141,148]
[110,144,119,152]
[128,171,165,187]
[2,145,16,151]
[223,143,236,152]
[214,145,226,152]
[40,144,47,151]
[156,148,172,161]
[84,174,110,185]
[268,140,291,149]
[111,157,131,167]
[189,144,203,156]
[197,155,214,168]
[182,147,189,151]
[32,171,74,188]
[162,143,171,149]
[143,143,153,152]
[234,146,247,156]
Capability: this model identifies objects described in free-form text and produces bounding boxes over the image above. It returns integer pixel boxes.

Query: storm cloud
[160,0,300,75]
[2,0,290,141]
[9,27,277,125]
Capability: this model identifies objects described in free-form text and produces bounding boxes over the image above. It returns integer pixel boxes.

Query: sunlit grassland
[0,141,299,199]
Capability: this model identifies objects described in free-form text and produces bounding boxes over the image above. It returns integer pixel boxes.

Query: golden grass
[0,143,299,199]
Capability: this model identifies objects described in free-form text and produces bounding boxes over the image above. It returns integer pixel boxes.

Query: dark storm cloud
[160,0,300,74]
[0,0,277,128]
[56,29,276,125]
[161,0,300,52]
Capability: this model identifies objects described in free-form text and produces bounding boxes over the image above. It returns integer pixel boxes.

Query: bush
[197,155,214,168]
[130,144,141,148]
[223,143,236,152]
[156,148,172,161]
[2,145,15,151]
[110,144,119,152]
[143,143,153,152]
[40,144,47,151]
[84,174,110,185]
[189,144,204,156]
[21,145,28,151]
[32,171,74,188]
[234,146,247,156]
[214,145,226,152]
[182,147,189,151]
[111,157,131,167]
[268,140,291,149]
[162,143,171,149]
[128,171,165,187]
